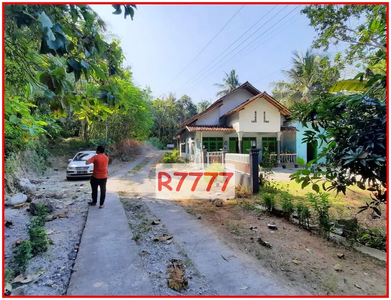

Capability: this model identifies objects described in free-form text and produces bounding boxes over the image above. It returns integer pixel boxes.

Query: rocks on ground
[30,199,55,216]
[18,178,37,193]
[6,193,27,206]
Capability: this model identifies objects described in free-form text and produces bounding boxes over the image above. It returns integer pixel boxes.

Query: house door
[307,141,318,162]
[242,137,256,153]
[262,137,277,153]
[229,137,238,153]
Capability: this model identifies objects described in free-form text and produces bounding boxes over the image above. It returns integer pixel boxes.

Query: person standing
[86,145,109,208]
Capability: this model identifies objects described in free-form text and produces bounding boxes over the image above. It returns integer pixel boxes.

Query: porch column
[276,132,282,167]
[200,131,203,165]
[237,131,244,154]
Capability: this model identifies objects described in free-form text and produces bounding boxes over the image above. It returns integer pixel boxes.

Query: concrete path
[67,155,155,296]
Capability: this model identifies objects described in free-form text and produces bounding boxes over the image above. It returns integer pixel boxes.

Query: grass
[186,208,196,215]
[130,158,150,174]
[256,181,373,221]
[227,221,241,235]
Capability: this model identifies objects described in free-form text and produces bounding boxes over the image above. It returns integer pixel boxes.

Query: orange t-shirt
[87,154,109,179]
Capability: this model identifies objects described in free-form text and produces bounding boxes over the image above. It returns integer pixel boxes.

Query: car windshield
[73,153,95,161]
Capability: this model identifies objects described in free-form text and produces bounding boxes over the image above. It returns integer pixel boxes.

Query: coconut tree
[271,50,338,107]
[214,69,241,97]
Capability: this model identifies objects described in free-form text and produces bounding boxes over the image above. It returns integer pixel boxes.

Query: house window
[263,111,269,123]
[203,137,223,152]
[251,111,257,123]
[262,137,276,153]
[181,143,186,153]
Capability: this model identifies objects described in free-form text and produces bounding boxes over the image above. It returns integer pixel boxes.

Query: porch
[177,126,298,166]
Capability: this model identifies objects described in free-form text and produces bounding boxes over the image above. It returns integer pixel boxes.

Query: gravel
[120,197,218,296]
[4,169,90,296]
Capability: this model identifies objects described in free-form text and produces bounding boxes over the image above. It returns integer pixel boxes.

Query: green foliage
[4,269,14,284]
[291,92,386,211]
[214,69,241,97]
[258,183,280,194]
[4,96,49,157]
[35,204,49,217]
[281,194,295,219]
[262,194,275,212]
[302,5,386,64]
[14,240,33,273]
[89,76,153,142]
[88,137,115,156]
[259,147,276,186]
[30,216,46,227]
[272,50,339,107]
[329,79,367,93]
[197,100,211,113]
[150,93,197,146]
[291,5,386,214]
[177,95,198,124]
[239,201,258,211]
[296,202,311,228]
[146,138,165,150]
[29,226,48,255]
[162,150,183,163]
[357,228,386,251]
[308,193,331,236]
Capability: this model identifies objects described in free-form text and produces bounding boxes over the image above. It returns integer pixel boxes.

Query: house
[175,81,322,165]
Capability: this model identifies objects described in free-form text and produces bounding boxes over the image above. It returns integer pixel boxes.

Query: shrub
[296,203,311,228]
[109,139,143,161]
[262,194,275,212]
[30,216,46,227]
[4,269,14,284]
[308,193,332,236]
[89,137,115,154]
[258,183,279,194]
[29,227,48,255]
[281,194,295,219]
[162,151,183,163]
[172,149,179,157]
[357,228,386,251]
[35,204,48,217]
[259,147,276,186]
[146,138,165,150]
[14,240,33,272]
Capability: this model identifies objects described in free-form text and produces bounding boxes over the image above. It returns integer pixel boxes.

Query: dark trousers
[90,177,107,206]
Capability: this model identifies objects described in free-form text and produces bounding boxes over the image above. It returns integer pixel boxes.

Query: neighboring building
[295,122,327,164]
[175,81,322,165]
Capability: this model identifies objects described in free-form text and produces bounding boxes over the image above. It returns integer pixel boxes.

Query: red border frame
[2,1,389,298]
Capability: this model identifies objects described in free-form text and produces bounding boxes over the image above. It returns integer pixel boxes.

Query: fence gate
[206,151,223,166]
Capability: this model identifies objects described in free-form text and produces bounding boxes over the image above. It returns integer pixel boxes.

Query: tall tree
[291,4,387,213]
[177,95,197,123]
[271,50,339,107]
[4,4,146,156]
[214,69,241,97]
[302,4,386,64]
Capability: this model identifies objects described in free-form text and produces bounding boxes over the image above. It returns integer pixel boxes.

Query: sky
[90,4,345,104]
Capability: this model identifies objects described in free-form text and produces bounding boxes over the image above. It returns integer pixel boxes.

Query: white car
[66,151,96,180]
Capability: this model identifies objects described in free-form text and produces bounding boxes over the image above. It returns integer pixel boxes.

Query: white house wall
[218,89,254,116]
[195,106,220,125]
[238,97,281,132]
